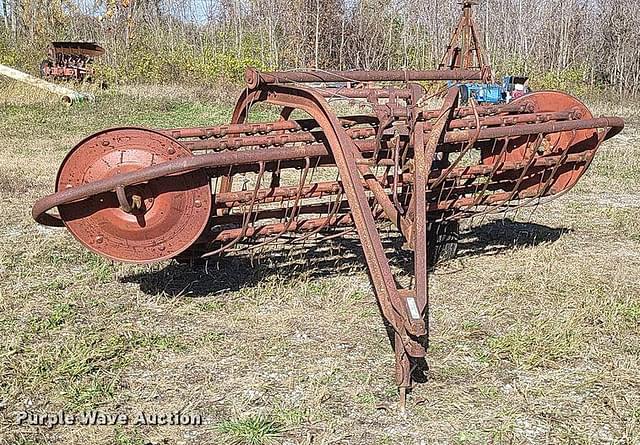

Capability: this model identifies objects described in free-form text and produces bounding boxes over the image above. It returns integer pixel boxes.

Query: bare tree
[1,0,638,98]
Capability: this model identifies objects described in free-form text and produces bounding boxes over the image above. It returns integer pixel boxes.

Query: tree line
[1,0,639,98]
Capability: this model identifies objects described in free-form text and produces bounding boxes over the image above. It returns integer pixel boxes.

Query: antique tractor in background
[32,1,624,409]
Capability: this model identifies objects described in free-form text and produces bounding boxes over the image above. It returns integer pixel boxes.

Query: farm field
[0,81,639,445]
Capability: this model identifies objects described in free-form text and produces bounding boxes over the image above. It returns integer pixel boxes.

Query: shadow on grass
[455,218,570,260]
[122,218,569,297]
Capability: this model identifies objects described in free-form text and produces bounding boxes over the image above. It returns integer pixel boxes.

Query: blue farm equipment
[456,76,530,105]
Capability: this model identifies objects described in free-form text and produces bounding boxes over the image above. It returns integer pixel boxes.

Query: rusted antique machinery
[32,3,624,409]
[39,42,105,82]
[439,0,488,72]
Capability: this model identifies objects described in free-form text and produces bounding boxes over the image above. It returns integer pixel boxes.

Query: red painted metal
[55,128,211,263]
[32,85,623,403]
[30,1,626,410]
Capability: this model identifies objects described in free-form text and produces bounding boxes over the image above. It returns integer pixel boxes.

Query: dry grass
[0,80,639,444]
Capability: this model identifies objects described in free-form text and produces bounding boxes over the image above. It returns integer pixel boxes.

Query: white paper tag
[406,297,421,320]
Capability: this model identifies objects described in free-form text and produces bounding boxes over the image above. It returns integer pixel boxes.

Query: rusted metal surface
[31,83,624,402]
[245,67,488,88]
[40,41,105,82]
[31,1,625,409]
[54,128,211,262]
[439,0,488,72]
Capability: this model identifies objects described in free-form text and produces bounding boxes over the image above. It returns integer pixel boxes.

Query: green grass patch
[488,320,580,368]
[217,414,283,445]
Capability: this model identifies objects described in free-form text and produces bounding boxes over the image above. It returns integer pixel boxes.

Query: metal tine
[512,126,610,211]
[202,161,266,257]
[249,157,312,249]
[392,134,404,214]
[431,98,482,192]
[308,155,322,185]
[423,96,475,215]
[451,131,547,220]
[373,116,394,161]
[473,137,511,205]
[467,136,505,227]
[270,160,282,188]
[515,130,578,207]
[291,190,347,244]
[480,128,576,216]
[458,135,512,230]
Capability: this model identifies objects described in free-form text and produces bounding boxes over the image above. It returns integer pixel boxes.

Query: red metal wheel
[56,128,211,263]
[512,91,597,194]
[482,91,598,196]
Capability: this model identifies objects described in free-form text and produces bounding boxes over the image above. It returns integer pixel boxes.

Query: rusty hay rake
[32,2,624,409]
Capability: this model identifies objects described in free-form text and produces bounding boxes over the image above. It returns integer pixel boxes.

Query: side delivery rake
[31,3,624,410]
[32,73,623,407]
